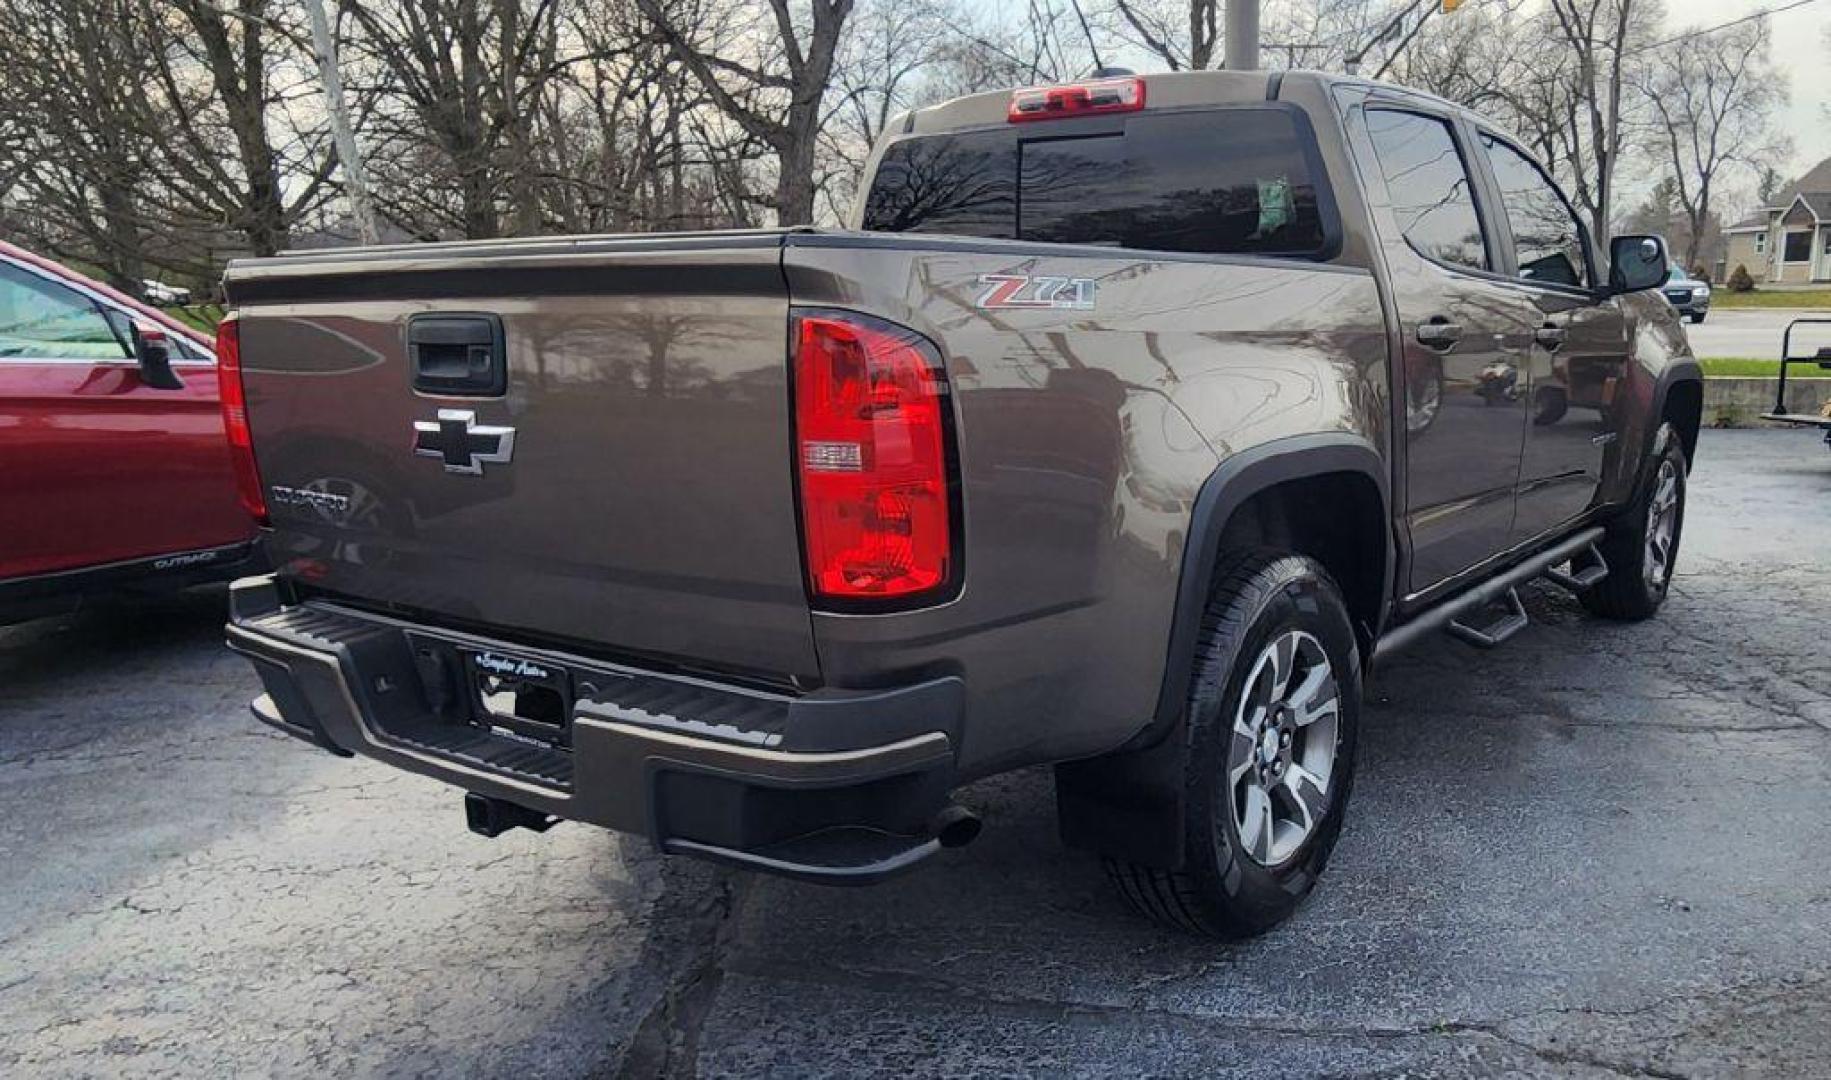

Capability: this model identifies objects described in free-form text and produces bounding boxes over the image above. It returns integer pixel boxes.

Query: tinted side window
[0,262,130,361]
[1019,111,1329,256]
[1364,110,1488,271]
[862,108,1333,258]
[861,130,1016,239]
[1480,135,1590,288]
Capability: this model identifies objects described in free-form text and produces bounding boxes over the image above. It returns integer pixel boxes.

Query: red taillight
[1008,77,1145,122]
[794,312,954,602]
[214,315,269,524]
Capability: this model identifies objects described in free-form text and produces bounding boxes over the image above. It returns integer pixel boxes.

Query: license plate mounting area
[462,648,573,750]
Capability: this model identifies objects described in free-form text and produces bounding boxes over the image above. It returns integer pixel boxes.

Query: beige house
[1721,157,1831,285]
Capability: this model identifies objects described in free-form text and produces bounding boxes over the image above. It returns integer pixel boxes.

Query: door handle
[1416,319,1463,350]
[1534,324,1567,351]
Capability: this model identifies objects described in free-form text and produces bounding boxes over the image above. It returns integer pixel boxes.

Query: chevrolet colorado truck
[222,71,1702,938]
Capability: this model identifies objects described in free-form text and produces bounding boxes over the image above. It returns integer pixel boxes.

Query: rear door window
[1363,109,1489,272]
[863,108,1335,258]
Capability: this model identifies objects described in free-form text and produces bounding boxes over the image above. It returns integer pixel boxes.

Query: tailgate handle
[409,313,506,396]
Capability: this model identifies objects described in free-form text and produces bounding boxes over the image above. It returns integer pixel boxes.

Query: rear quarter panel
[786,236,1388,776]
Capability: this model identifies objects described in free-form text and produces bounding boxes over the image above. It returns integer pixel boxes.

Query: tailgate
[224,233,818,681]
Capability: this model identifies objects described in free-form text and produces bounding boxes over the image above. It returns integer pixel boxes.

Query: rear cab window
[861,107,1339,260]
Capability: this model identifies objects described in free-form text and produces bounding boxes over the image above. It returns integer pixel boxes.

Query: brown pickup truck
[222,70,1701,938]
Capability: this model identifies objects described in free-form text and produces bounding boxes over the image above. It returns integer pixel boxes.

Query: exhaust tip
[929,804,982,849]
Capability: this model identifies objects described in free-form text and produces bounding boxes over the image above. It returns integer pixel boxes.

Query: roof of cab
[897,68,1480,137]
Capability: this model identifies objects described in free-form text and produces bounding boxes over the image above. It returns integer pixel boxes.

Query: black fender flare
[1648,358,1703,467]
[1152,433,1391,734]
[1601,358,1701,515]
[1056,433,1391,870]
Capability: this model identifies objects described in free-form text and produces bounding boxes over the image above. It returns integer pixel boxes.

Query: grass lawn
[1712,289,1831,310]
[1700,357,1831,378]
[166,303,226,332]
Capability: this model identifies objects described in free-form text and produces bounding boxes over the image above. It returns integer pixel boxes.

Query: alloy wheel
[1644,457,1680,591]
[1226,630,1340,868]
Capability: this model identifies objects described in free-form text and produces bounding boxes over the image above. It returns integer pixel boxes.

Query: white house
[1721,156,1831,285]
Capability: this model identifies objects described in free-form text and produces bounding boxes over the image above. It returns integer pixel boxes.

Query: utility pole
[1225,0,1260,71]
[303,0,381,245]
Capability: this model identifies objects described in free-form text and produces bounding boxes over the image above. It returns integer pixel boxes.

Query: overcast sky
[1663,0,1830,182]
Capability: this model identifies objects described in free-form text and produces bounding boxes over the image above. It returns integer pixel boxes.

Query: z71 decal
[976,273,1097,311]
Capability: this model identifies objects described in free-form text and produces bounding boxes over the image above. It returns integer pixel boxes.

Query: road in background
[1688,307,1831,359]
[2,429,1829,1077]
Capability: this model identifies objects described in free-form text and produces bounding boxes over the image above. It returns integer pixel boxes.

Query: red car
[0,241,262,624]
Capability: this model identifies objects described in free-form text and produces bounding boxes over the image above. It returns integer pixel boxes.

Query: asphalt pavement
[3,428,1829,1078]
[1686,306,1831,360]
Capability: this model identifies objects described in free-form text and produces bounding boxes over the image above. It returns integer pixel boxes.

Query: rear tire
[1105,553,1360,939]
[1581,425,1687,621]
[1532,386,1569,426]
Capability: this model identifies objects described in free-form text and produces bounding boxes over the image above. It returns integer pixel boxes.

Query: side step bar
[1542,541,1609,592]
[1374,527,1607,662]
[1447,587,1529,649]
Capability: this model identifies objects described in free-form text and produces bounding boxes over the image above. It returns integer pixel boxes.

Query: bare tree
[144,0,339,258]
[0,0,164,289]
[1528,0,1661,244]
[345,0,568,239]
[818,0,950,219]
[636,0,856,225]
[1635,18,1786,270]
[1756,162,1788,207]
[925,1,1094,95]
[552,0,761,232]
[1380,0,1532,108]
[1822,25,1831,125]
[1111,0,1218,70]
[1106,1,1463,76]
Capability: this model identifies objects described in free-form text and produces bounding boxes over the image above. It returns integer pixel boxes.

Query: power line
[1628,0,1823,56]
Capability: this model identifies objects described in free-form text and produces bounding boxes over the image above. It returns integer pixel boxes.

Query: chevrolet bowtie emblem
[413,409,516,475]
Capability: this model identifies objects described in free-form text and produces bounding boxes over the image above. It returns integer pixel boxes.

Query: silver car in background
[1663,264,1711,324]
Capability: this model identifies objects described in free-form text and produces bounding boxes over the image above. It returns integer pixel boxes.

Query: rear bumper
[224,575,963,884]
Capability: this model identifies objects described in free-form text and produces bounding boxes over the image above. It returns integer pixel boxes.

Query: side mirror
[131,322,184,390]
[1609,235,1669,294]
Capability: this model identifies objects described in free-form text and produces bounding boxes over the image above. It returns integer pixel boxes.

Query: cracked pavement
[2,428,1828,1078]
